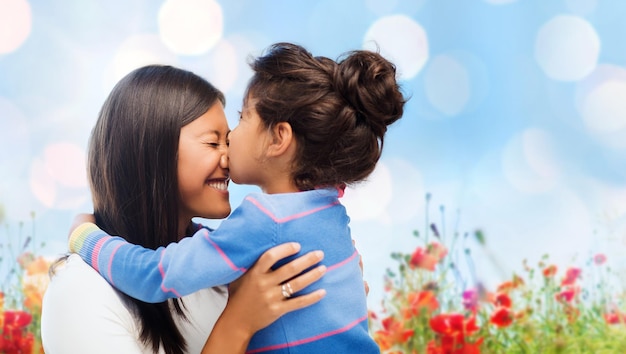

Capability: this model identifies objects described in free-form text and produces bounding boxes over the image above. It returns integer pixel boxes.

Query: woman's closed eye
[204,141,228,149]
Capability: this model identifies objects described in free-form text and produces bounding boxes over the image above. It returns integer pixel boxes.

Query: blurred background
[1,0,626,311]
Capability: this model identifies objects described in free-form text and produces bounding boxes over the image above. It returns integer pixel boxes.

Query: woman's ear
[267,122,294,158]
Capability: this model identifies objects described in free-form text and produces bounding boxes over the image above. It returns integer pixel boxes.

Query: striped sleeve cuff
[68,222,103,257]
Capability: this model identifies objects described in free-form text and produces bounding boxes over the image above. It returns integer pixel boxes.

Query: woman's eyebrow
[198,130,225,138]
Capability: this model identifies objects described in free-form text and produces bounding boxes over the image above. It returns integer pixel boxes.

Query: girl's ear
[267,122,294,157]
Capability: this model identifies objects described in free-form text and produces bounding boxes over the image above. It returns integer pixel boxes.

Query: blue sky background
[2,0,626,311]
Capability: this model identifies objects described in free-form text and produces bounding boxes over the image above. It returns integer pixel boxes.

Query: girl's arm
[69,202,275,303]
[202,242,327,353]
[69,223,245,302]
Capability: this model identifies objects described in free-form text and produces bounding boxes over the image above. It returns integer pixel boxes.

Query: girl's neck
[260,177,299,194]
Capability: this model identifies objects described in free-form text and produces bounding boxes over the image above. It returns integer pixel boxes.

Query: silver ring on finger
[281,283,294,299]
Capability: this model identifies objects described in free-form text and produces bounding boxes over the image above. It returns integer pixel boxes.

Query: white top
[41,254,227,354]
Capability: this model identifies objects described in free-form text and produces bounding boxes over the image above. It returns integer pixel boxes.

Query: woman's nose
[220,153,228,168]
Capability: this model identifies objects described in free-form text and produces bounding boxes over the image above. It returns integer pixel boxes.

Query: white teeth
[208,180,229,191]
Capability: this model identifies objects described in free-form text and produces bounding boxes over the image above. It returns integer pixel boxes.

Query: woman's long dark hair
[88,65,225,353]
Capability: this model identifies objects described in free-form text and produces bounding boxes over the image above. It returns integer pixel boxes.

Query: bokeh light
[158,0,223,55]
[343,162,393,222]
[363,14,428,79]
[0,98,31,179]
[107,34,178,91]
[576,64,626,149]
[534,15,600,82]
[501,128,560,194]
[424,55,470,117]
[0,0,31,54]
[29,142,88,210]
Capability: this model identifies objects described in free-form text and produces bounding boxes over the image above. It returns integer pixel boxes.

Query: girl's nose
[220,153,228,168]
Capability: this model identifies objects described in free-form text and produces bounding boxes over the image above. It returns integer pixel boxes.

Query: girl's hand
[202,242,326,353]
[68,213,96,239]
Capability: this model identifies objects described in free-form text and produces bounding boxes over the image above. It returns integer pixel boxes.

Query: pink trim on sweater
[245,196,339,223]
[202,228,247,273]
[245,315,368,353]
[158,249,182,298]
[327,250,358,272]
[91,237,111,273]
[106,243,124,286]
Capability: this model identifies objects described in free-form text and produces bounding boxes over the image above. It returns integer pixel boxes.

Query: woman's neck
[178,217,192,239]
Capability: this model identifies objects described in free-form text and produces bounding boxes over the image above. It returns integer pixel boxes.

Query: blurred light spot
[158,0,223,55]
[363,15,428,79]
[565,0,598,15]
[29,142,88,210]
[43,142,88,188]
[502,128,560,193]
[342,162,392,221]
[576,64,626,148]
[581,80,626,133]
[424,54,470,116]
[107,34,178,91]
[484,0,518,4]
[534,15,599,81]
[206,40,239,94]
[0,0,31,54]
[0,98,31,179]
[29,157,56,208]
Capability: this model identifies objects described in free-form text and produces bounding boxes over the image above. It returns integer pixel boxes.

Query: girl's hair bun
[335,50,406,137]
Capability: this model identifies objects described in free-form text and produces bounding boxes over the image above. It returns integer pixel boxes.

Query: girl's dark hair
[88,65,225,353]
[245,42,406,191]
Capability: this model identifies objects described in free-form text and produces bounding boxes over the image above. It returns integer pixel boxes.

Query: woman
[41,65,326,353]
[68,42,404,353]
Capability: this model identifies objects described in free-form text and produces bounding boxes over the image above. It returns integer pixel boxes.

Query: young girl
[69,42,406,353]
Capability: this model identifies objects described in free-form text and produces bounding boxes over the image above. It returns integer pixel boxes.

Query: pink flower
[561,267,581,286]
[593,254,607,265]
[556,285,580,303]
[462,289,479,313]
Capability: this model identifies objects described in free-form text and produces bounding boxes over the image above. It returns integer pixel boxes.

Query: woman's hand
[202,242,326,353]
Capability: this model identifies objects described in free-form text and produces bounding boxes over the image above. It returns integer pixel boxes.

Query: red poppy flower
[410,247,437,271]
[1,310,34,354]
[426,338,482,354]
[3,310,32,328]
[430,313,479,339]
[409,242,448,271]
[493,292,512,308]
[374,316,414,351]
[428,313,482,354]
[496,275,524,293]
[604,311,626,325]
[542,264,557,278]
[490,307,514,328]
[428,242,448,261]
[403,290,439,319]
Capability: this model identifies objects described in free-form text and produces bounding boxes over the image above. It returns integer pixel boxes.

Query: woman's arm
[202,242,327,353]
